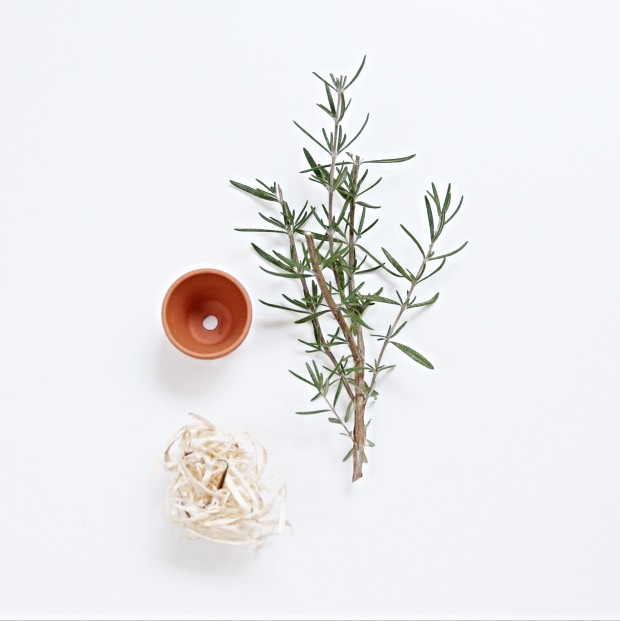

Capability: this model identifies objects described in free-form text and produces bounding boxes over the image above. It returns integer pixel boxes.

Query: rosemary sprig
[231,57,467,482]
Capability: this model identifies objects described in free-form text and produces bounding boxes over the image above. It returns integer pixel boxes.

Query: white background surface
[1,1,620,619]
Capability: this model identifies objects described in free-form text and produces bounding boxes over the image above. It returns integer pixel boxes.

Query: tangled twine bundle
[163,414,287,545]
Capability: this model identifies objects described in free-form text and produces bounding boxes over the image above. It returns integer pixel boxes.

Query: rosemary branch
[368,219,442,397]
[231,57,467,482]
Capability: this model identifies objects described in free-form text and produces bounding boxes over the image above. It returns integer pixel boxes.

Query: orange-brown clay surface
[162,269,252,359]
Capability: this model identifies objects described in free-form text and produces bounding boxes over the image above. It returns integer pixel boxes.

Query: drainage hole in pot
[202,315,218,331]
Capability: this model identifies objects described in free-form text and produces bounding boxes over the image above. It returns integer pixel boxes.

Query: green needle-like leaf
[429,241,468,261]
[259,266,308,279]
[302,148,327,179]
[364,154,416,164]
[251,243,292,271]
[425,196,435,238]
[357,177,382,197]
[282,294,309,310]
[409,292,439,308]
[347,312,373,330]
[339,113,369,152]
[356,244,399,277]
[381,247,411,280]
[257,213,286,229]
[344,401,354,424]
[312,71,336,91]
[418,257,446,283]
[259,299,306,313]
[235,227,286,234]
[293,121,330,154]
[230,180,278,202]
[344,55,366,90]
[392,342,434,369]
[317,103,335,118]
[295,309,330,324]
[399,224,425,257]
[445,195,464,224]
[289,370,315,387]
[442,184,452,214]
[391,321,407,339]
[256,179,276,192]
[325,83,336,113]
[360,218,379,235]
[430,183,442,216]
[363,295,399,305]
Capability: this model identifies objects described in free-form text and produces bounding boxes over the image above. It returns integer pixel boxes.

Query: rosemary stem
[278,186,356,403]
[327,81,343,255]
[348,156,367,481]
[304,231,360,360]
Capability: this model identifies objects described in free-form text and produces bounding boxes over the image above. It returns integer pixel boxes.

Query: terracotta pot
[162,269,252,359]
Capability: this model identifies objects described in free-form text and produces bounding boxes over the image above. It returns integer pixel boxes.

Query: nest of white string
[164,414,287,546]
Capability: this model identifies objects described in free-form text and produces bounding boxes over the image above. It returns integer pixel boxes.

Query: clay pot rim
[161,268,253,360]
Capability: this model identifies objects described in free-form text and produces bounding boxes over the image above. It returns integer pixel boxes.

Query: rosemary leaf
[429,241,469,261]
[392,342,434,369]
[230,180,278,202]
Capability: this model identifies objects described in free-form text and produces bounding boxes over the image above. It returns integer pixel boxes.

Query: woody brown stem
[278,186,355,403]
[306,228,367,480]
[304,232,360,361]
[348,157,366,482]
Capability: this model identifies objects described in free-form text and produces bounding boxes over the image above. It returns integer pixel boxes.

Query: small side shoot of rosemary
[231,57,467,482]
